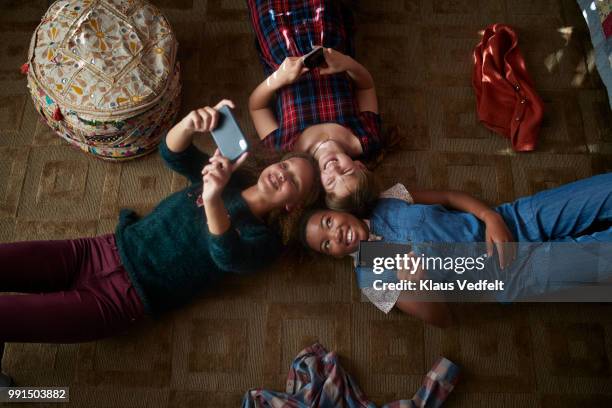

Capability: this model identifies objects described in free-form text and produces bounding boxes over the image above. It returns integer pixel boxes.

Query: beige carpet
[1,0,611,407]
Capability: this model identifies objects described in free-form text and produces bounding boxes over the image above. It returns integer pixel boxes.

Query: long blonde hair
[324,167,380,218]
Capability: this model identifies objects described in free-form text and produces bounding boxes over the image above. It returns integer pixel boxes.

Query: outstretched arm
[411,189,516,268]
[201,150,248,235]
[166,99,235,152]
[248,79,280,141]
[165,112,197,153]
[202,152,282,273]
[161,100,235,182]
[249,57,309,140]
[319,48,378,113]
[411,189,496,220]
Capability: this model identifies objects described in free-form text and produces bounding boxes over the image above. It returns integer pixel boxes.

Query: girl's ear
[354,160,366,170]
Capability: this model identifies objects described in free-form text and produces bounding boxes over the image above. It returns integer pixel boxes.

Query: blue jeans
[496,173,612,242]
[493,173,612,301]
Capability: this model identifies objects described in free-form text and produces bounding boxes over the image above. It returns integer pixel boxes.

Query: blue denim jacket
[369,198,486,244]
[357,172,612,304]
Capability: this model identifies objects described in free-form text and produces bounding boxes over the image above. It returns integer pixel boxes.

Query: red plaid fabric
[247,0,382,160]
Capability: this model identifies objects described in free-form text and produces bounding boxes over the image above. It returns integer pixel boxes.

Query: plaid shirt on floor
[247,0,382,160]
[242,343,460,408]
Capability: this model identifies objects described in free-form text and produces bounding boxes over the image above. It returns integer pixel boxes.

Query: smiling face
[318,151,366,200]
[305,209,369,257]
[258,156,316,211]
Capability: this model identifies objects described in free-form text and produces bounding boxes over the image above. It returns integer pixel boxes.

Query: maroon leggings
[0,234,145,343]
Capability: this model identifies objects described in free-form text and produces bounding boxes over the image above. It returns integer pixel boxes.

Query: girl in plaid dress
[247,0,382,216]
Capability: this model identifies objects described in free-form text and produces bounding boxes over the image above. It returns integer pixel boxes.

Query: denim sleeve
[159,136,210,184]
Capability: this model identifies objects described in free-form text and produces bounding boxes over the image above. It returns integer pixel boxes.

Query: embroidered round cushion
[24,0,181,160]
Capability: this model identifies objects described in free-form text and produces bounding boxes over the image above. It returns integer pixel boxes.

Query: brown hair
[324,167,380,218]
[236,146,323,244]
[241,150,321,202]
[280,151,322,208]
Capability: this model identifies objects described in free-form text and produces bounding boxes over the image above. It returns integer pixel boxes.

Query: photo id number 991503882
[1,387,69,402]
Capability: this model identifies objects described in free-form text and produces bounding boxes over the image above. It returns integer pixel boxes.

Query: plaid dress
[247,0,382,159]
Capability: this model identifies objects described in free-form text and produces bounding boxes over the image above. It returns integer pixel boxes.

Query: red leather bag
[473,24,544,152]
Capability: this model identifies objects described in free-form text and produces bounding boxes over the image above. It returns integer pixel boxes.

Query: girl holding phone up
[0,100,322,384]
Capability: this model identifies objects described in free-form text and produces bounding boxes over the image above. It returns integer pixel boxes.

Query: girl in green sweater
[0,100,321,385]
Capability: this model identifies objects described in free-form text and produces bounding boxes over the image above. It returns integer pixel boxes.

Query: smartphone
[210,105,249,162]
[302,46,325,69]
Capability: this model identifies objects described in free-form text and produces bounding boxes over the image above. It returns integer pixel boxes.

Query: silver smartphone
[210,106,249,162]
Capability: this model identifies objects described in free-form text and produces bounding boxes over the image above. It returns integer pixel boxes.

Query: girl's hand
[483,211,516,269]
[318,48,352,75]
[180,99,235,133]
[273,57,309,86]
[201,149,248,202]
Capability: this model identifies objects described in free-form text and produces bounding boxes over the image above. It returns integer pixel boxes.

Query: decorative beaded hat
[24,0,181,160]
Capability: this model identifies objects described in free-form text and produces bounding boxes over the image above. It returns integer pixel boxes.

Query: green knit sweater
[115,138,282,316]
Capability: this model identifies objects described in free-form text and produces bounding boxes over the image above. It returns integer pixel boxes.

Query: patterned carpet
[1,0,611,407]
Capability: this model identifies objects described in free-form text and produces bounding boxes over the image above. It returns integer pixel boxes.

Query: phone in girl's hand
[302,46,325,69]
[211,106,249,162]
